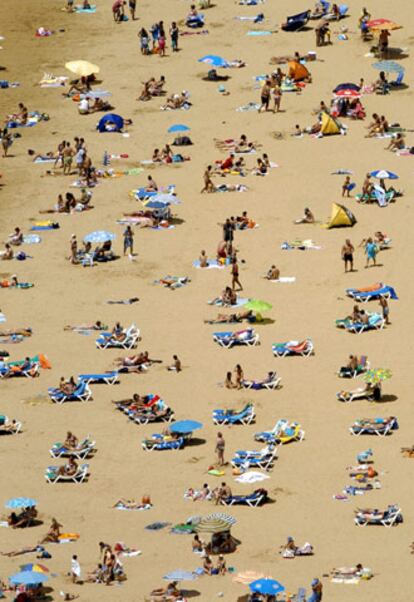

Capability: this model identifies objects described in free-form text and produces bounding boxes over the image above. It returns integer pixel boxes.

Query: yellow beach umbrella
[65,60,100,77]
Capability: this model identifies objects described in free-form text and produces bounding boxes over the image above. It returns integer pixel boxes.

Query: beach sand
[0,0,413,599]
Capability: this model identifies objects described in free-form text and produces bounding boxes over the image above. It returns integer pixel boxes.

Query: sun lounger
[79,371,119,384]
[221,489,268,507]
[242,372,281,390]
[354,504,403,527]
[346,285,398,302]
[45,463,89,484]
[355,189,395,206]
[231,448,277,471]
[338,313,385,334]
[255,420,305,444]
[234,444,277,460]
[212,328,260,348]
[0,415,22,435]
[272,338,314,357]
[96,324,141,349]
[48,381,92,404]
[337,386,375,402]
[0,362,39,378]
[132,407,175,425]
[281,10,310,31]
[350,416,398,436]
[141,436,185,451]
[49,438,95,459]
[212,403,255,425]
[338,355,369,378]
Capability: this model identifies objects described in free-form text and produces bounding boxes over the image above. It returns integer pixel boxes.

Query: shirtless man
[63,142,75,175]
[214,482,232,505]
[201,165,214,193]
[266,265,280,280]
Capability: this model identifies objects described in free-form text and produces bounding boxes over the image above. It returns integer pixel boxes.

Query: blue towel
[247,30,272,35]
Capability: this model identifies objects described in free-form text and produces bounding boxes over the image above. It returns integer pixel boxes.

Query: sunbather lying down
[204,309,257,324]
[330,564,373,580]
[113,497,152,510]
[155,276,190,289]
[0,327,32,337]
[401,445,414,458]
[64,321,107,331]
[115,352,161,372]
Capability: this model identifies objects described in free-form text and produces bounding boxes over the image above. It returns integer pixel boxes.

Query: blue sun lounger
[346,285,398,302]
[79,371,119,384]
[354,504,402,527]
[142,436,185,451]
[281,10,310,31]
[48,381,92,404]
[346,313,385,334]
[212,329,259,348]
[221,490,268,507]
[213,403,255,425]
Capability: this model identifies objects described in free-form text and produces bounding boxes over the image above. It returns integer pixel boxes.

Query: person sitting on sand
[203,554,214,575]
[192,534,204,553]
[40,518,62,543]
[66,77,90,97]
[167,355,181,372]
[0,243,14,260]
[295,207,315,224]
[265,265,280,280]
[224,371,236,389]
[386,132,405,152]
[8,227,23,246]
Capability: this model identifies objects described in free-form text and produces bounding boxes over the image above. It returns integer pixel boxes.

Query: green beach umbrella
[363,368,392,384]
[244,299,273,313]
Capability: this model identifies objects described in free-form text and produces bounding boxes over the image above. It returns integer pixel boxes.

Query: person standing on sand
[62,142,74,175]
[70,235,78,264]
[258,80,271,113]
[1,129,12,158]
[379,297,390,324]
[341,239,354,273]
[231,257,242,291]
[123,225,134,256]
[215,432,225,466]
[201,166,214,193]
[170,22,179,52]
[128,0,136,20]
[364,237,378,268]
[70,555,81,583]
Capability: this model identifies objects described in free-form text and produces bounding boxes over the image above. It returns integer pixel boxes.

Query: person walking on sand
[272,84,282,113]
[70,555,81,584]
[70,235,78,264]
[128,0,136,20]
[342,175,352,197]
[341,239,354,273]
[123,225,134,256]
[215,432,225,466]
[170,22,179,52]
[258,80,271,113]
[364,237,378,268]
[379,297,390,325]
[231,257,242,291]
[1,128,13,158]
[201,165,214,193]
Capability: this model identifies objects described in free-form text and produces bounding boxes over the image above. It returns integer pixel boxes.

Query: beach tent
[326,203,357,228]
[320,112,341,135]
[288,61,309,81]
[97,113,124,133]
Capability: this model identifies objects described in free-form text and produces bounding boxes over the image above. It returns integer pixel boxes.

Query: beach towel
[23,235,41,244]
[247,30,273,35]
[145,522,171,531]
[236,102,260,112]
[75,5,97,12]
[57,533,80,543]
[270,276,296,283]
[115,503,152,511]
[0,81,20,88]
[34,156,56,163]
[193,259,227,269]
[208,297,249,308]
[0,314,6,323]
[235,471,270,483]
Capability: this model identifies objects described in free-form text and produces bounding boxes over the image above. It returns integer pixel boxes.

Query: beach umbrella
[20,564,49,574]
[65,60,100,76]
[249,578,285,596]
[198,55,229,68]
[363,368,392,384]
[84,230,116,244]
[163,570,198,581]
[168,124,190,133]
[195,515,235,534]
[372,61,404,73]
[233,571,269,585]
[334,89,361,99]
[170,420,203,434]
[9,571,49,586]
[205,512,236,526]
[370,169,399,180]
[148,193,182,205]
[244,299,272,313]
[142,199,171,209]
[366,19,401,31]
[333,83,361,93]
[5,497,37,509]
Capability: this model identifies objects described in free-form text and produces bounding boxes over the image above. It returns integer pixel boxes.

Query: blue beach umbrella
[370,170,399,180]
[84,230,116,244]
[5,497,37,509]
[143,200,171,209]
[163,570,198,581]
[9,571,49,586]
[170,420,203,434]
[249,578,285,596]
[150,194,182,205]
[168,124,190,133]
[198,55,229,68]
[372,61,404,73]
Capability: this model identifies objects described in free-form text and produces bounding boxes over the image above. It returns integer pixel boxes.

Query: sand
[0,0,413,599]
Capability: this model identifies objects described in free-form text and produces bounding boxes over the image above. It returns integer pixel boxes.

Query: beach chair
[45,463,89,484]
[186,14,205,28]
[49,438,95,459]
[95,325,141,349]
[349,416,398,437]
[141,435,185,451]
[346,313,385,334]
[212,328,260,348]
[337,386,375,402]
[221,489,268,507]
[0,362,39,379]
[78,371,119,384]
[338,355,369,378]
[355,189,395,206]
[272,339,314,357]
[231,448,277,471]
[281,10,310,31]
[346,285,398,303]
[0,415,22,435]
[354,504,403,527]
[255,420,305,444]
[48,381,92,404]
[390,70,405,87]
[132,406,175,425]
[212,403,255,425]
[234,443,278,460]
[242,372,281,390]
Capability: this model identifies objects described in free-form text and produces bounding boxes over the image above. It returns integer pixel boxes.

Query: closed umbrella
[367,19,401,31]
[372,61,404,73]
[163,570,198,581]
[65,60,100,76]
[5,497,37,509]
[244,299,272,313]
[84,230,116,244]
[170,420,203,434]
[9,571,49,586]
[168,124,190,133]
[249,578,285,596]
[198,55,229,68]
[363,368,392,384]
[370,169,398,180]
